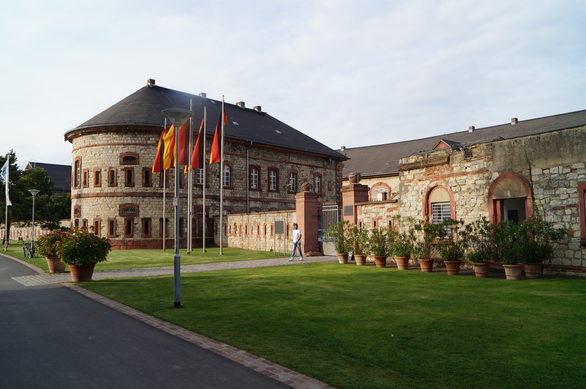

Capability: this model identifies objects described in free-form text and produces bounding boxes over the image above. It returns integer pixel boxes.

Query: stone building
[340,110,586,273]
[65,79,346,249]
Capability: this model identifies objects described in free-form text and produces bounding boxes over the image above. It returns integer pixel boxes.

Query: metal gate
[319,204,340,255]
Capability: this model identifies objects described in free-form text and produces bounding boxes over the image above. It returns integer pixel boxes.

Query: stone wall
[221,210,296,255]
[395,127,586,273]
[355,200,400,229]
[68,126,341,249]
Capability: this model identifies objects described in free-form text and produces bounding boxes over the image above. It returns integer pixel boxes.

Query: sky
[1,0,585,167]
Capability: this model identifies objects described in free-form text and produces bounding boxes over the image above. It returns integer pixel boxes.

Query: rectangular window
[74,218,80,228]
[124,168,134,187]
[179,217,184,238]
[195,168,204,185]
[143,168,152,187]
[223,165,231,187]
[74,159,81,188]
[288,172,298,193]
[82,219,88,231]
[431,202,451,224]
[108,168,117,187]
[142,217,152,238]
[82,169,89,188]
[268,168,279,192]
[93,219,101,236]
[108,219,116,237]
[124,218,134,237]
[93,169,101,187]
[249,166,260,190]
[314,175,322,195]
[158,171,170,188]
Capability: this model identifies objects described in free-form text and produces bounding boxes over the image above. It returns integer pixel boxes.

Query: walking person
[290,223,303,261]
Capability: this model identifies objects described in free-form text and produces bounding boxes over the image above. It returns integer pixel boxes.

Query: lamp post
[161,108,193,308]
[29,189,40,256]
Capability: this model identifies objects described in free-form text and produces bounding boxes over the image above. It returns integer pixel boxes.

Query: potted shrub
[521,216,567,278]
[412,221,443,272]
[347,225,368,266]
[389,229,415,270]
[325,221,349,264]
[59,229,112,282]
[436,219,468,275]
[366,227,389,268]
[36,230,68,273]
[492,221,525,280]
[465,217,495,278]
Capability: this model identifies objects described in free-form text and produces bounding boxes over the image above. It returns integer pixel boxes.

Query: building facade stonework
[66,82,345,249]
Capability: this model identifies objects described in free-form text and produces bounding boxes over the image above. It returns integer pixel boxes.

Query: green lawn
[3,240,285,272]
[82,263,586,389]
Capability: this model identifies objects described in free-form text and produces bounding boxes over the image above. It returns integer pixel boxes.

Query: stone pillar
[295,190,321,256]
[341,183,370,224]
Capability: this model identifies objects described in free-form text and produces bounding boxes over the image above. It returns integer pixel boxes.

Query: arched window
[425,186,455,224]
[120,152,139,165]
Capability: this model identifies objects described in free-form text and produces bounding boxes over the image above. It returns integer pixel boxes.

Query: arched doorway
[487,172,533,223]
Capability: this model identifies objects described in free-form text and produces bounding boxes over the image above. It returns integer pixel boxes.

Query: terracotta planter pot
[472,262,490,278]
[336,253,349,264]
[418,258,434,272]
[443,260,462,275]
[395,256,410,270]
[46,256,65,273]
[503,264,524,280]
[524,263,543,279]
[373,256,387,268]
[354,254,366,266]
[69,263,96,282]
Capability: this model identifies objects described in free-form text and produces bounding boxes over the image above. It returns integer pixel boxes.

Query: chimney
[253,105,262,112]
[340,146,346,151]
[147,78,156,87]
[468,126,475,133]
[236,101,245,108]
[511,117,518,125]
[199,92,207,98]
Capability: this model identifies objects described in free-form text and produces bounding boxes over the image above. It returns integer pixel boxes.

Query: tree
[1,150,71,245]
[1,151,21,245]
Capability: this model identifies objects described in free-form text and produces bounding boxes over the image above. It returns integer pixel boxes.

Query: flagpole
[202,106,207,253]
[219,96,225,255]
[3,155,8,250]
[162,119,167,251]
[187,99,193,254]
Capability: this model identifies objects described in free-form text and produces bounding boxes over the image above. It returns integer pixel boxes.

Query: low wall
[218,210,296,254]
[356,200,400,229]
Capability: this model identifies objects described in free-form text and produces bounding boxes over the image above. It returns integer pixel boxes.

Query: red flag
[191,119,205,170]
[209,110,228,164]
[178,122,190,166]
[152,128,166,173]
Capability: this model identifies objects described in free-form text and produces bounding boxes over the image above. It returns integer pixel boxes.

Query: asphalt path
[0,254,290,389]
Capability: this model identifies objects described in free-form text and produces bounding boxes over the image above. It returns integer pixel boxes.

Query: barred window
[431,202,451,225]
[195,168,204,185]
[222,165,231,187]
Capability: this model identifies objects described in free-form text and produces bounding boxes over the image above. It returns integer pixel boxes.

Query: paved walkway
[2,253,336,389]
[11,256,336,287]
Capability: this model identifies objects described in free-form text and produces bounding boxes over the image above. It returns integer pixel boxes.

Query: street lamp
[161,108,193,308]
[29,189,40,256]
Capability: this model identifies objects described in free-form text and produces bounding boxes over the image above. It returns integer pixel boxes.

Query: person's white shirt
[292,229,302,243]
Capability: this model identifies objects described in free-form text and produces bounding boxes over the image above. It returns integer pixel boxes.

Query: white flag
[1,159,11,206]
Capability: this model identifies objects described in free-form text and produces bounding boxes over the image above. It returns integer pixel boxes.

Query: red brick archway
[487,171,533,223]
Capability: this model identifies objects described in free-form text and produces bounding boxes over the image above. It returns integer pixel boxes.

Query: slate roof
[66,83,346,160]
[341,109,586,178]
[26,162,71,193]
